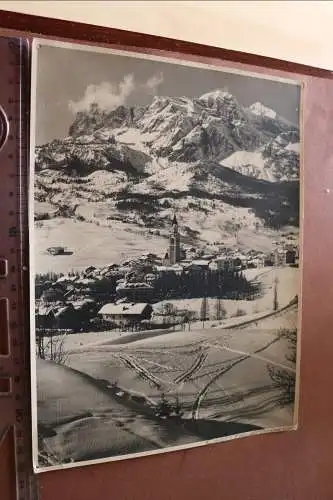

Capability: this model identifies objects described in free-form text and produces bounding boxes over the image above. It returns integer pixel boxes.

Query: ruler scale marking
[0,37,33,500]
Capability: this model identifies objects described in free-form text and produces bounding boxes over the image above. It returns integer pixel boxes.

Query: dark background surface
[0,9,333,500]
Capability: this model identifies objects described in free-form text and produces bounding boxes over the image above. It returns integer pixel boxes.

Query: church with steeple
[163,214,182,265]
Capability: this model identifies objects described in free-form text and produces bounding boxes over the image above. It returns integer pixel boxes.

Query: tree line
[154,269,261,302]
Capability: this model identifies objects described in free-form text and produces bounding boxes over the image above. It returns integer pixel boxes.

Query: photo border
[29,37,304,474]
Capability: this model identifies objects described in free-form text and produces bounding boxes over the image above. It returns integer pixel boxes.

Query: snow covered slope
[34,88,300,256]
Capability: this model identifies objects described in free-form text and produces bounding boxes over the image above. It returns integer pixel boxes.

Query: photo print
[30,39,301,471]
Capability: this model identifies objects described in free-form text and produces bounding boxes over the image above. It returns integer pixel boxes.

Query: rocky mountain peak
[199,90,235,106]
[38,87,299,184]
[34,86,300,247]
[248,102,277,120]
[69,103,147,138]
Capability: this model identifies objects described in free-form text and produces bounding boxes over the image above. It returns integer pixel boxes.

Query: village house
[144,273,156,285]
[83,266,97,278]
[46,246,72,256]
[99,263,119,276]
[246,256,265,268]
[97,302,153,328]
[154,264,183,276]
[200,254,216,261]
[138,252,161,265]
[55,275,78,285]
[233,256,246,270]
[190,260,211,271]
[286,247,298,265]
[116,281,155,301]
[210,257,234,271]
[41,284,66,303]
[274,246,298,267]
[35,304,55,330]
[35,303,77,330]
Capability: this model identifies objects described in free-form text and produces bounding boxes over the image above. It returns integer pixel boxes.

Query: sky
[34,43,301,146]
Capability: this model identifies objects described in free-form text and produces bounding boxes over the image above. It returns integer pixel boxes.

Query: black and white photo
[30,40,301,471]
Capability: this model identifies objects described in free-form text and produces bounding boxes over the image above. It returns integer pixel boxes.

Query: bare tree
[273,276,279,311]
[267,365,295,404]
[200,297,209,328]
[215,298,227,321]
[279,328,297,363]
[267,328,297,405]
[174,395,184,418]
[232,307,246,318]
[181,310,196,331]
[156,302,178,329]
[36,329,69,364]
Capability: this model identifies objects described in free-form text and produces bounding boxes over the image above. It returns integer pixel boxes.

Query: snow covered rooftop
[98,303,150,316]
[116,282,153,290]
[191,260,211,266]
[155,265,183,272]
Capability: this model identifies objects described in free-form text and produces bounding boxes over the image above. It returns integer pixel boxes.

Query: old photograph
[30,39,301,471]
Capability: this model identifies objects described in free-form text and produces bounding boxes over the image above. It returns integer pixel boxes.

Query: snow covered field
[34,214,293,275]
[37,267,298,465]
[154,267,298,320]
[34,217,168,274]
[37,302,297,465]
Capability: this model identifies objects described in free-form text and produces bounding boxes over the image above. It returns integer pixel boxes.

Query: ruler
[0,37,35,500]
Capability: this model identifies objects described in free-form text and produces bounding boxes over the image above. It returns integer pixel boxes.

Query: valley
[33,81,300,469]
[34,90,300,261]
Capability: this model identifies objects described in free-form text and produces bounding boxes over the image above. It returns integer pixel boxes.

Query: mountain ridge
[35,89,300,250]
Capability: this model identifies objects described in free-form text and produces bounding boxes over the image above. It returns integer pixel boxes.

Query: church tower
[169,214,181,265]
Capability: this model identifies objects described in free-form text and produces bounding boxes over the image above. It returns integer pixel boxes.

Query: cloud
[143,72,164,94]
[68,74,135,114]
[68,71,164,114]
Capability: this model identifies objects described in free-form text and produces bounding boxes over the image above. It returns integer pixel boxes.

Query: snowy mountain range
[34,90,300,246]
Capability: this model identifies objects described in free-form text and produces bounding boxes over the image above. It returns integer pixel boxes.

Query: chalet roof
[36,303,74,317]
[116,282,153,290]
[155,265,183,272]
[56,275,78,283]
[275,248,287,255]
[54,305,73,318]
[171,265,183,272]
[155,265,171,272]
[75,278,95,285]
[191,260,211,267]
[201,254,215,260]
[36,305,54,316]
[98,303,150,316]
[72,299,95,310]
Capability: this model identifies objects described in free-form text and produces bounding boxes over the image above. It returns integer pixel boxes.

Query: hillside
[34,89,300,270]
